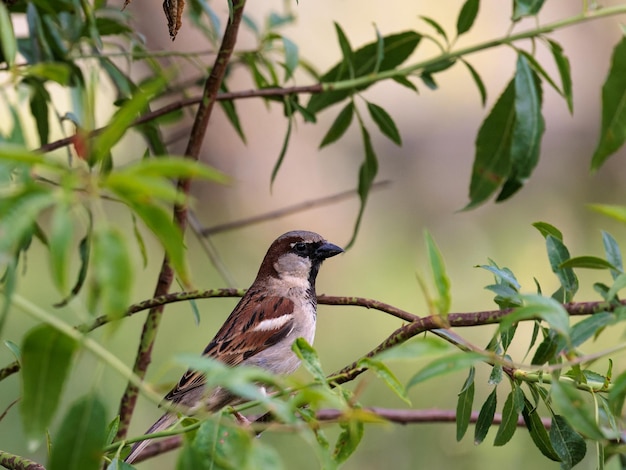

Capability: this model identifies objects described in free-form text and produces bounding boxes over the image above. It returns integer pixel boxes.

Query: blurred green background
[3,0,626,468]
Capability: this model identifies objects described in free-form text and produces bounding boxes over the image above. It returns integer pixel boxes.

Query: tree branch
[114,0,248,441]
[120,407,552,463]
[0,451,45,470]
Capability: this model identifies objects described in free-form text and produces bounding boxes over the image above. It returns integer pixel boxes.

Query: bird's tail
[124,412,178,464]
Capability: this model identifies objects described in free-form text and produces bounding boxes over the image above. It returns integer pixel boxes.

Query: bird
[124,230,343,464]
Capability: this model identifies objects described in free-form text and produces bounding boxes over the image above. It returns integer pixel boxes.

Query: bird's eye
[293,242,307,253]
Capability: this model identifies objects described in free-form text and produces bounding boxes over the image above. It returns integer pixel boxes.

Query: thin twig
[198,181,391,236]
[114,0,249,441]
[122,407,551,463]
[0,451,45,470]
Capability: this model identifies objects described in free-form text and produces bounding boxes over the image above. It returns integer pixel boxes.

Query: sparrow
[125,230,343,464]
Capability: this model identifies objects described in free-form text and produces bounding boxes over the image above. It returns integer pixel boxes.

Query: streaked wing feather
[163,293,295,405]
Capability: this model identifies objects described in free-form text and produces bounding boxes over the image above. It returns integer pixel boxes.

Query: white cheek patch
[252,314,292,332]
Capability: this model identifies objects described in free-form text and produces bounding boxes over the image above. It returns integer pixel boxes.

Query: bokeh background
[3,0,626,468]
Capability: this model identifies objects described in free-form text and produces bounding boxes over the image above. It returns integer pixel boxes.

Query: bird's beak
[315,242,344,260]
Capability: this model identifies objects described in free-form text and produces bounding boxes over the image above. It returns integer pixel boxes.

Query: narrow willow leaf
[546,235,578,301]
[20,325,78,449]
[346,124,378,249]
[48,201,74,293]
[333,420,364,464]
[494,389,519,446]
[558,256,617,270]
[501,295,570,338]
[293,338,327,384]
[359,358,410,404]
[462,60,487,106]
[49,394,107,470]
[607,273,626,301]
[474,388,497,445]
[497,54,544,202]
[26,78,51,146]
[366,101,401,145]
[219,82,246,143]
[424,229,451,316]
[372,23,384,74]
[456,367,475,441]
[120,157,228,182]
[55,234,90,308]
[479,262,521,289]
[522,397,560,461]
[592,36,626,170]
[466,79,515,208]
[608,369,626,415]
[307,31,421,113]
[373,336,450,361]
[0,2,16,67]
[570,312,615,348]
[105,415,120,446]
[130,213,148,268]
[456,0,480,36]
[602,230,623,279]
[319,102,354,148]
[270,99,294,186]
[551,381,604,440]
[512,0,546,20]
[407,352,484,389]
[488,364,503,385]
[532,221,563,241]
[106,458,135,470]
[391,75,418,92]
[334,22,354,78]
[420,15,448,42]
[90,77,165,167]
[531,331,559,365]
[4,339,20,361]
[549,415,587,470]
[546,39,573,114]
[91,227,133,320]
[281,36,299,81]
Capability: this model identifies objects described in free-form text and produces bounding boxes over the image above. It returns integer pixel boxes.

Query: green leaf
[497,54,544,202]
[359,358,410,404]
[456,0,480,36]
[462,60,487,106]
[589,204,626,225]
[105,415,120,446]
[466,79,515,208]
[219,82,246,143]
[333,420,364,464]
[119,157,228,182]
[20,325,78,450]
[292,338,327,384]
[346,124,378,249]
[424,230,451,316]
[178,416,284,470]
[501,294,570,338]
[420,15,448,42]
[307,31,421,113]
[531,331,559,365]
[512,0,546,20]
[90,77,165,168]
[456,367,475,441]
[479,262,520,289]
[608,368,626,415]
[532,221,563,241]
[48,201,74,293]
[366,101,401,145]
[55,234,91,308]
[494,388,520,446]
[591,36,626,170]
[522,397,560,461]
[4,339,20,361]
[0,2,16,67]
[407,352,484,389]
[546,235,578,301]
[26,78,51,146]
[569,312,614,349]
[319,102,354,148]
[602,230,623,280]
[106,458,135,470]
[549,415,587,470]
[270,98,293,186]
[90,227,132,320]
[334,22,355,78]
[49,394,107,470]
[551,381,604,440]
[558,256,617,271]
[474,388,497,445]
[546,39,573,114]
[281,36,299,82]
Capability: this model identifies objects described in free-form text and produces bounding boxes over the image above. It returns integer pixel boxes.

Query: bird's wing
[163,293,295,405]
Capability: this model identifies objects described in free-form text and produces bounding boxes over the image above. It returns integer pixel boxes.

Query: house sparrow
[125,230,343,463]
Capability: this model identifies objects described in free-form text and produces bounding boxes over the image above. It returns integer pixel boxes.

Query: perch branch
[114,0,248,441]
